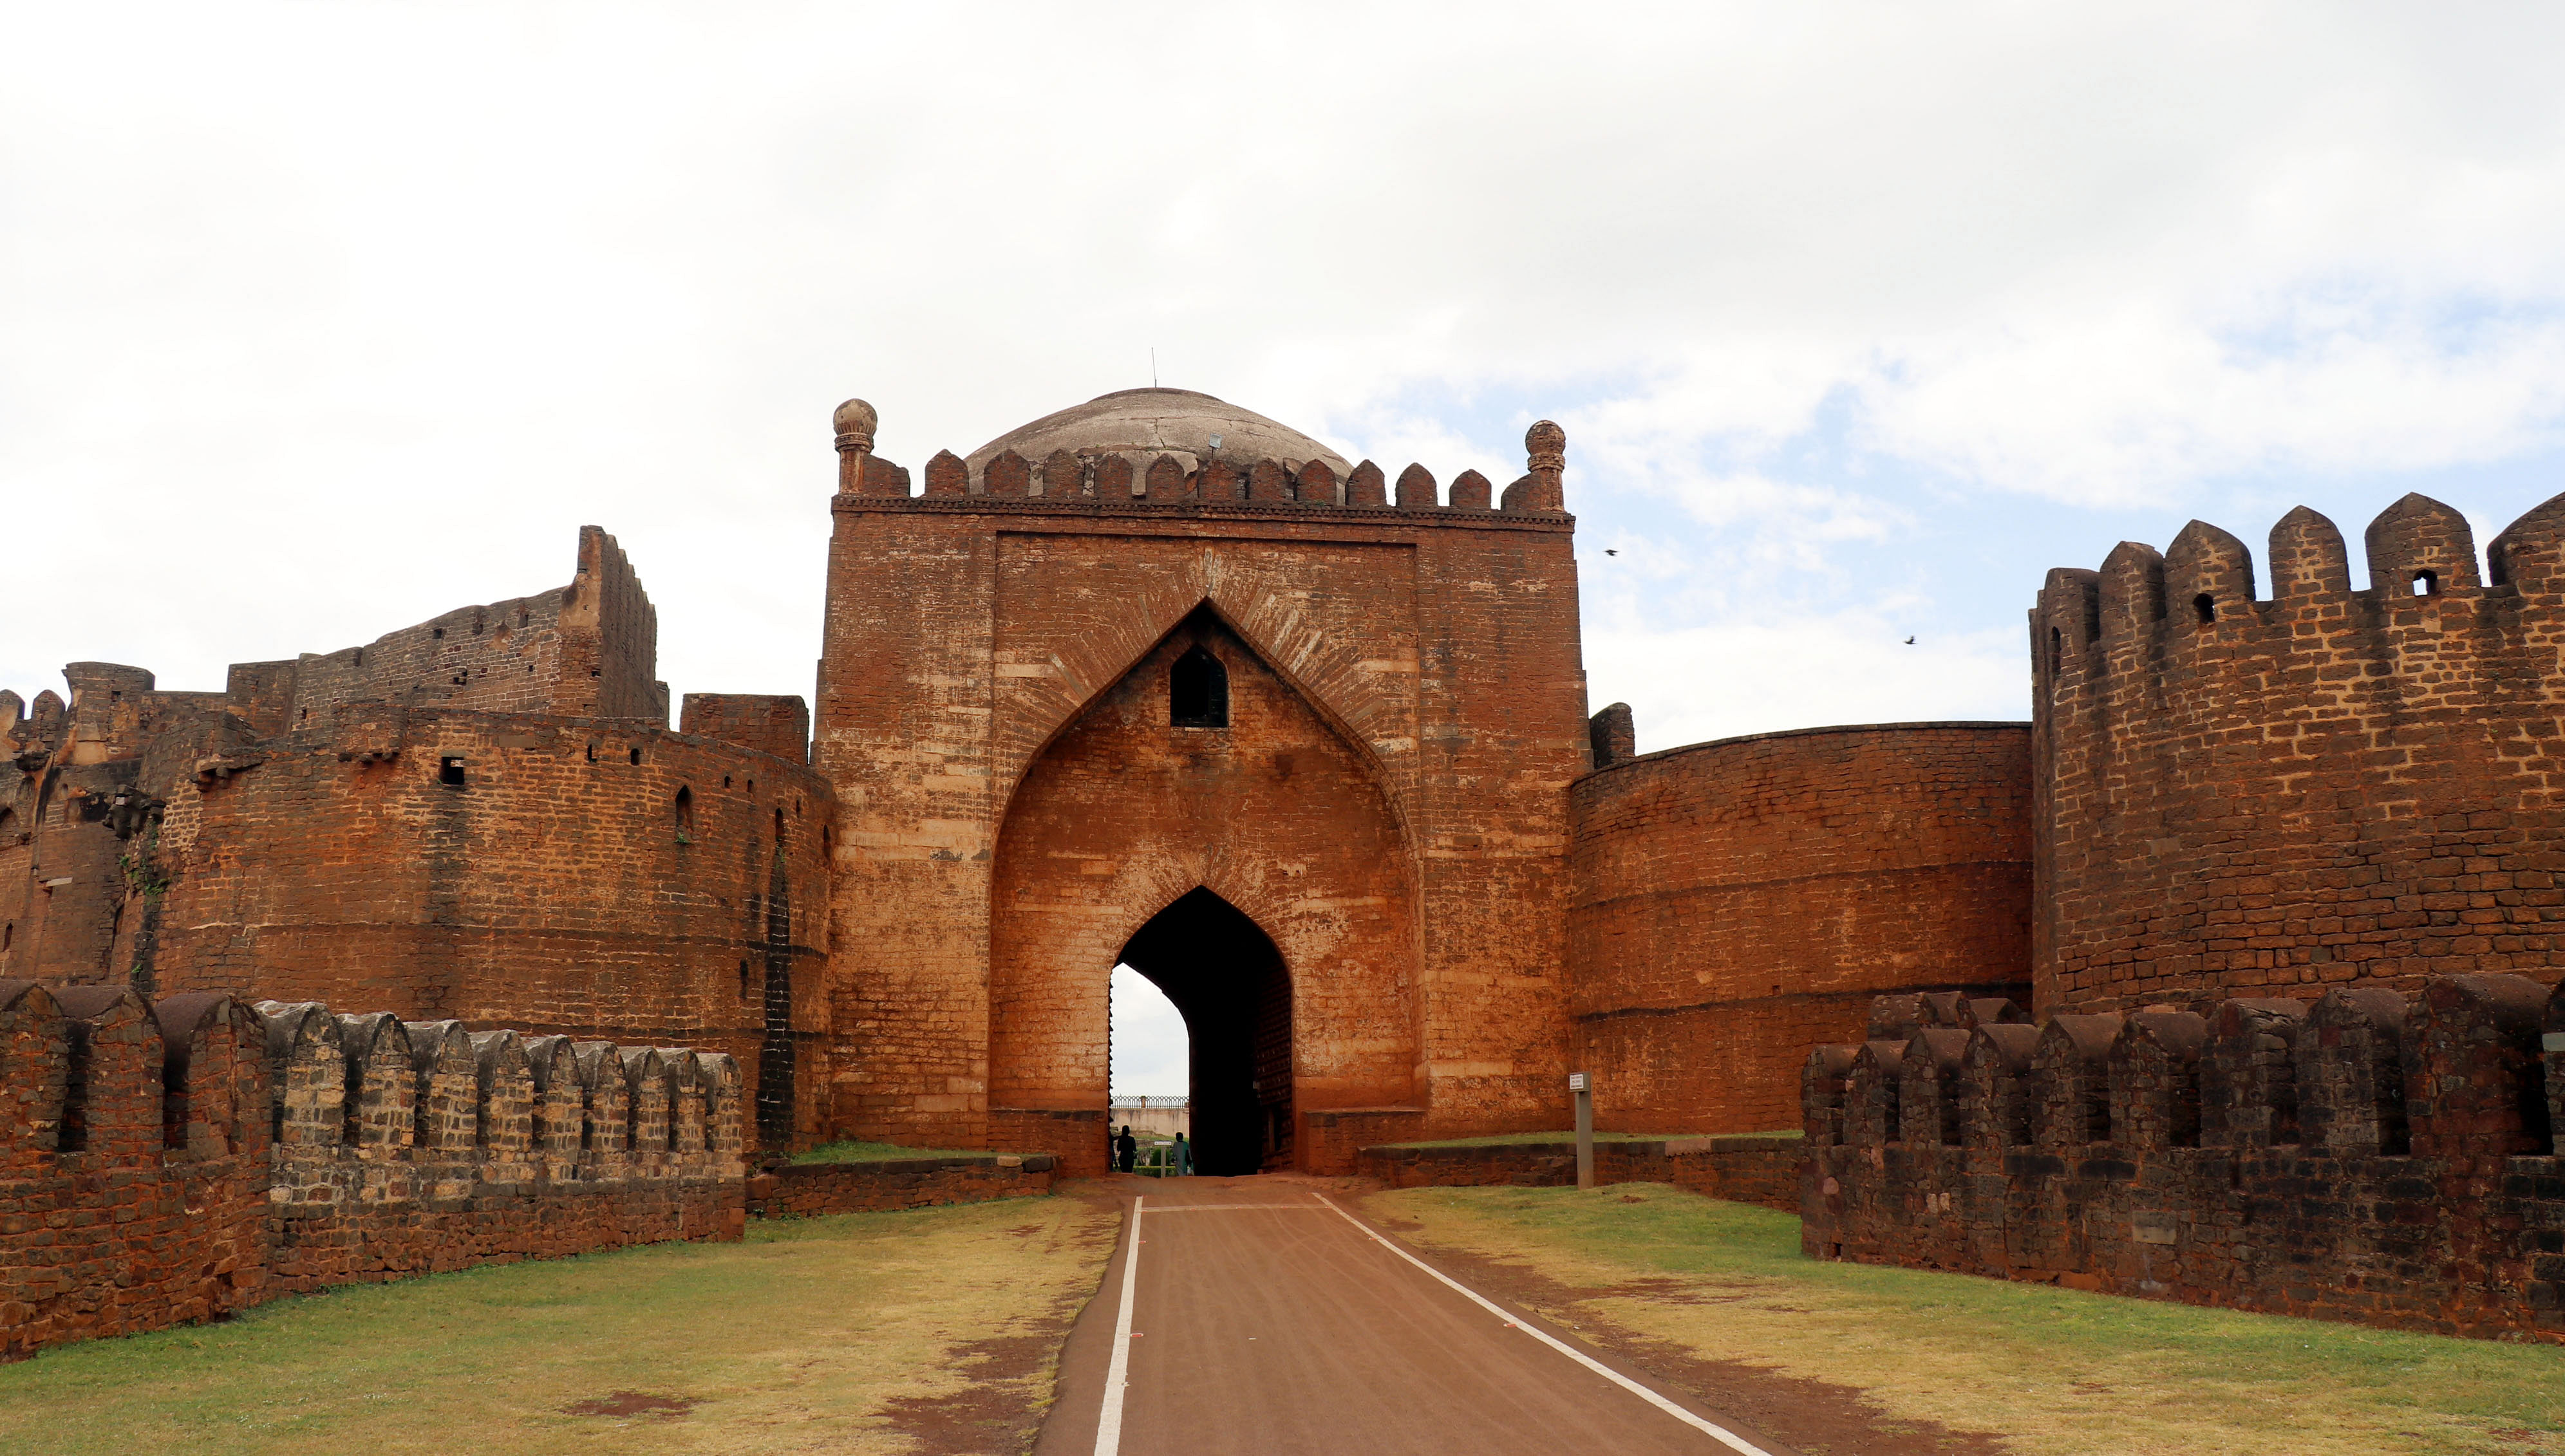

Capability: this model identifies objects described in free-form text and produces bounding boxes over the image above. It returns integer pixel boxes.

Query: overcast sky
[12,5,2565,1096]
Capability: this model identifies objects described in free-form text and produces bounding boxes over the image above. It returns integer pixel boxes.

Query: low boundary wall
[1,982,747,1359]
[1357,1135,1801,1212]
[1803,975,2565,1343]
[747,1154,1056,1217]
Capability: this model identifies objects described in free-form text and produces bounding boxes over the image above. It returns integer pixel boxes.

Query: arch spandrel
[986,610,1422,1126]
[988,534,1423,824]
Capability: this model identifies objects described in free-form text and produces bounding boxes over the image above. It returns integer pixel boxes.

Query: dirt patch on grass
[883,1327,1073,1454]
[1364,1203,2006,1456]
[563,1390,702,1421]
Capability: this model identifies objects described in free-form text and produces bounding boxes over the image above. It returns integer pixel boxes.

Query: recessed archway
[986,604,1420,1169]
[1118,887,1291,1175]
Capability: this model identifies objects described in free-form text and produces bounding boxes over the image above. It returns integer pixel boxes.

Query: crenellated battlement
[2031,490,2562,680]
[251,1000,746,1209]
[1810,975,2559,1158]
[1802,974,2565,1342]
[0,982,747,1360]
[826,398,1572,526]
[2030,489,2565,1015]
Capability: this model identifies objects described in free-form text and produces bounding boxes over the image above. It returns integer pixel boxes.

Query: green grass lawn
[1367,1184,2565,1456]
[0,1196,1118,1456]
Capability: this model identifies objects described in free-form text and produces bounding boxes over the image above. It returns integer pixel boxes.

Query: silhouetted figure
[1116,1125,1138,1173]
[1171,1132,1191,1175]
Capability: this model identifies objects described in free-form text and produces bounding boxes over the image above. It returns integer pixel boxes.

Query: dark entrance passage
[1117,888,1292,1175]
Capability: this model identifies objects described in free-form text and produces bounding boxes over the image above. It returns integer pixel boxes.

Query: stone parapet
[1803,976,2565,1343]
[0,983,746,1361]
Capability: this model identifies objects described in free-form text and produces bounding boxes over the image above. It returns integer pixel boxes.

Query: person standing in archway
[1170,1132,1191,1176]
[1115,1125,1138,1173]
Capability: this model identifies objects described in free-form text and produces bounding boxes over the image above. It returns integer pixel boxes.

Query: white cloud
[5,3,2564,739]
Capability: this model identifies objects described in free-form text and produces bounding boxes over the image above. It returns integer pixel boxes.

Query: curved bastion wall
[1567,722,2034,1135]
[138,706,834,1141]
[2033,491,2565,1014]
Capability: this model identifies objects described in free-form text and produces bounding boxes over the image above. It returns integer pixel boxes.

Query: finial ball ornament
[1526,419,1566,471]
[833,398,878,447]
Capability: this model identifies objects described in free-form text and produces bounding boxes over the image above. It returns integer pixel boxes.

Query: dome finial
[834,398,878,495]
[1503,420,1568,513]
[833,398,878,448]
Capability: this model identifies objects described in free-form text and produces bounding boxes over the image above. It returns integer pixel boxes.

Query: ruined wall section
[139,707,831,1141]
[681,693,810,764]
[816,416,1586,1157]
[556,524,666,722]
[1568,723,2034,1134]
[1803,975,2565,1343]
[2034,491,2565,1014]
[0,982,744,1360]
[0,668,256,990]
[257,526,667,732]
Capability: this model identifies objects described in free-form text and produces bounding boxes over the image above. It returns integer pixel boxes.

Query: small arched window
[2193,593,2217,625]
[2412,570,2438,597]
[1170,646,1229,727]
[773,807,787,844]
[738,959,752,1000]
[675,786,695,843]
[2047,627,2062,677]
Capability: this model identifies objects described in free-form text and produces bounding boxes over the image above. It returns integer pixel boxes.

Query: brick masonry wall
[1300,1108,1428,1176]
[2033,492,2565,1014]
[137,707,832,1143]
[814,418,1589,1162]
[1355,1135,1801,1211]
[682,694,811,764]
[1,985,748,1360]
[745,1153,1055,1217]
[1568,723,2034,1134]
[1802,977,2565,1343]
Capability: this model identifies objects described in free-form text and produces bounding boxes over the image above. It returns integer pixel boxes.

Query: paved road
[1036,1177,1789,1456]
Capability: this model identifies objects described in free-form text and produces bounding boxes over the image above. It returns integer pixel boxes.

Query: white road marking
[1312,1193,1780,1456]
[1140,1202,1333,1212]
[1091,1195,1143,1456]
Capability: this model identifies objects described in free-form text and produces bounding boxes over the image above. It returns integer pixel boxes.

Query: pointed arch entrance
[987,605,1419,1171]
[1118,887,1292,1175]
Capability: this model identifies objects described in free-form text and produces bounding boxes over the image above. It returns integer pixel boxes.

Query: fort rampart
[0,980,747,1360]
[2033,492,2565,1014]
[1800,976,2565,1341]
[1568,723,2033,1134]
[141,707,834,1142]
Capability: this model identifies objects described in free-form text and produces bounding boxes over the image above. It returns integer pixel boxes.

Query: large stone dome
[964,387,1353,479]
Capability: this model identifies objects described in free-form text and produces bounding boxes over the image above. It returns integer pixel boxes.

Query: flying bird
[1903,637,1916,645]
[1604,549,1619,556]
